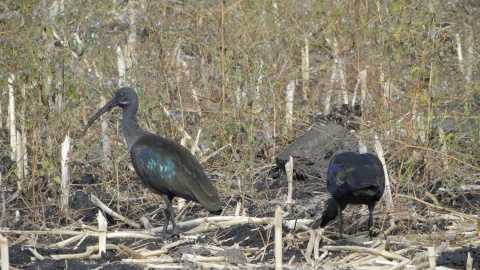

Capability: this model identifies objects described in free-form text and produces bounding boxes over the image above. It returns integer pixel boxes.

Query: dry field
[0,1,479,269]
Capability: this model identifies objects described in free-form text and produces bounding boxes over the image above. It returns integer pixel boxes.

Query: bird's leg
[161,195,172,238]
[170,215,180,237]
[367,202,375,238]
[336,201,344,236]
[162,195,180,238]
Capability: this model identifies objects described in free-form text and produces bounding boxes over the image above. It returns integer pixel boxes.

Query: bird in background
[84,87,222,238]
[320,151,385,237]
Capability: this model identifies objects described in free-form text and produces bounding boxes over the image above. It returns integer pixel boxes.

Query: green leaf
[54,176,61,184]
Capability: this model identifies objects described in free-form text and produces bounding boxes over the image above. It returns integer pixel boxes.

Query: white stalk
[466,29,473,89]
[351,77,360,108]
[360,69,367,118]
[337,56,347,104]
[100,97,111,169]
[56,92,63,113]
[15,129,23,180]
[301,36,310,100]
[235,202,241,216]
[374,135,392,209]
[125,0,137,72]
[97,211,107,255]
[0,173,4,227]
[274,206,283,270]
[285,156,294,210]
[21,84,28,177]
[191,129,201,156]
[427,246,436,270]
[0,234,8,270]
[285,80,295,127]
[380,70,389,109]
[359,69,367,118]
[8,74,16,160]
[466,252,473,270]
[324,59,336,115]
[330,38,347,104]
[358,139,367,154]
[116,46,126,86]
[456,33,464,75]
[61,134,72,212]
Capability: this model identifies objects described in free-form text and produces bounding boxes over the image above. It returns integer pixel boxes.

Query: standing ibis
[320,152,385,237]
[84,87,222,237]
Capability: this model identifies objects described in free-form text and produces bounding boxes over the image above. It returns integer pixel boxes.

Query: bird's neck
[121,105,147,150]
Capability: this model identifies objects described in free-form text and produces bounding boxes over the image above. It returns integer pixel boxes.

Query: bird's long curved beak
[83,97,118,134]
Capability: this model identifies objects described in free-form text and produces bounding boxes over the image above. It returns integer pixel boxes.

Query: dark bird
[84,87,222,237]
[320,152,385,237]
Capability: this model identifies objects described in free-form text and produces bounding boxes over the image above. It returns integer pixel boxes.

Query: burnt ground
[2,123,480,269]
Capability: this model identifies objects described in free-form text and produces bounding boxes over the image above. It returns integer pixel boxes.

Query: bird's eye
[118,92,124,97]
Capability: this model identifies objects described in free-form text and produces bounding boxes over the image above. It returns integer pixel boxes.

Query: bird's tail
[352,186,378,197]
[210,208,223,215]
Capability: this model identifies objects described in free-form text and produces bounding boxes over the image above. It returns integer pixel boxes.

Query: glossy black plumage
[320,152,385,237]
[84,87,222,237]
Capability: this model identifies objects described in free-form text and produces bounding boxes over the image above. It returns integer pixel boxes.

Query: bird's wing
[130,145,179,197]
[327,162,353,196]
[131,136,221,212]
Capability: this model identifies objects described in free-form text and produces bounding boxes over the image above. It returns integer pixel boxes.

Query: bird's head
[83,87,138,134]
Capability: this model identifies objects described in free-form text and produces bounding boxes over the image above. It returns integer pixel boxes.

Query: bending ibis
[84,87,222,237]
[320,152,385,237]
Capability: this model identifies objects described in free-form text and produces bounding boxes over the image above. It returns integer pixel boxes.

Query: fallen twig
[28,248,45,260]
[199,143,231,164]
[123,256,178,264]
[182,254,225,263]
[90,194,141,229]
[50,245,96,260]
[48,233,87,248]
[144,264,184,269]
[0,229,158,239]
[304,229,315,265]
[388,259,411,270]
[182,254,226,269]
[323,245,408,261]
[141,239,190,257]
[117,243,147,259]
[50,244,140,260]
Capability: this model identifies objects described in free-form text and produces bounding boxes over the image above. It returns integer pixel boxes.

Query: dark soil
[437,246,480,269]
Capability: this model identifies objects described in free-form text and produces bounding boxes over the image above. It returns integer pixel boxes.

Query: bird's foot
[161,228,182,239]
[161,232,180,239]
[369,227,381,238]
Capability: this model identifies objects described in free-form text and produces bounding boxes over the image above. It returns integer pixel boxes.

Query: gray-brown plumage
[320,152,385,237]
[84,87,222,237]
